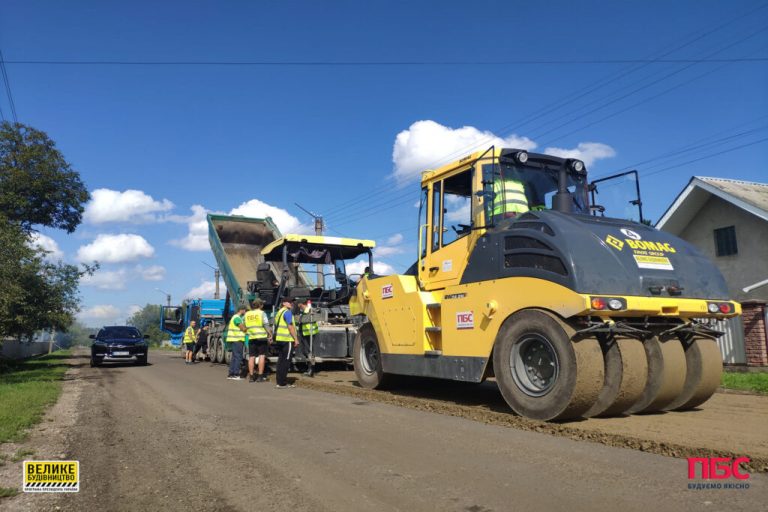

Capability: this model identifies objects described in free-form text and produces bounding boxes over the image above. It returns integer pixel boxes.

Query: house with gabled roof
[656,176,768,367]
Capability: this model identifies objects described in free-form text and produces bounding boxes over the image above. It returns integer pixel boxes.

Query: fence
[1,340,51,360]
[710,316,746,365]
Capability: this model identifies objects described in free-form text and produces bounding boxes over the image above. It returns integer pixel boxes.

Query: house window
[713,226,738,256]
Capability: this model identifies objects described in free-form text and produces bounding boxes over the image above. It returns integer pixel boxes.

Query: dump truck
[160,298,228,350]
[200,214,373,370]
[350,147,739,421]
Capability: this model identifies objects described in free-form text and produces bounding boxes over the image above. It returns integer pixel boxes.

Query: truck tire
[493,310,604,421]
[353,323,387,389]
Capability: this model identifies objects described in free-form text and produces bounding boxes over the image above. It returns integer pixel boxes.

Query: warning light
[591,298,606,310]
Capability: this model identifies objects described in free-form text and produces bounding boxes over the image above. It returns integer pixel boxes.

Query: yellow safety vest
[226,315,246,343]
[492,179,529,216]
[274,307,294,343]
[244,309,268,340]
[301,321,319,337]
[183,326,196,344]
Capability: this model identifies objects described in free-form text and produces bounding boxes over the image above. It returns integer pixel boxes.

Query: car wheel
[137,355,148,366]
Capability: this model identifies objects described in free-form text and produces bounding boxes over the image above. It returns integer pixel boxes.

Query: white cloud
[137,265,165,281]
[77,234,155,263]
[230,199,313,235]
[80,268,129,290]
[84,189,174,224]
[127,304,142,318]
[78,304,122,324]
[169,205,211,252]
[392,120,537,186]
[543,142,616,167]
[28,233,64,262]
[346,260,395,276]
[376,233,406,257]
[185,280,218,299]
[80,264,166,290]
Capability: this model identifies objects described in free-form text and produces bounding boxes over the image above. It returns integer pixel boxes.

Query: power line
[4,58,767,67]
[0,49,18,122]
[318,4,768,219]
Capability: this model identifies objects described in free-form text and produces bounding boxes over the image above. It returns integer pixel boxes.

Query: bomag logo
[605,235,624,251]
[625,239,677,253]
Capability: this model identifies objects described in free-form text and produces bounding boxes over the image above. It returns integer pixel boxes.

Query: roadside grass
[0,487,19,499]
[10,448,34,462]
[721,371,768,394]
[0,350,72,443]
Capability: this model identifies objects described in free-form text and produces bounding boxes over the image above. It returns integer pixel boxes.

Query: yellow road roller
[349,147,739,421]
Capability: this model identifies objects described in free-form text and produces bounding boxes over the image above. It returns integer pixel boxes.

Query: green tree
[127,304,165,346]
[0,122,89,233]
[0,121,94,342]
[57,320,96,347]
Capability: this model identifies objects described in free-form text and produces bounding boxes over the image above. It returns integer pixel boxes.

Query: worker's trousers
[228,342,244,377]
[275,341,292,386]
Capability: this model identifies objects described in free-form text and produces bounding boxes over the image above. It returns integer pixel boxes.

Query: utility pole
[155,288,171,307]
[201,261,221,299]
[295,203,325,288]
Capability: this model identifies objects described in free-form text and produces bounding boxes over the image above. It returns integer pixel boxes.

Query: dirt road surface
[8,350,768,512]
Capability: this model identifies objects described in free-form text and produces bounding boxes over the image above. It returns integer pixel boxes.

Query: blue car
[90,326,149,366]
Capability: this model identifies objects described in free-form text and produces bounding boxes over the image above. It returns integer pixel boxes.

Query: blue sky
[1,1,766,326]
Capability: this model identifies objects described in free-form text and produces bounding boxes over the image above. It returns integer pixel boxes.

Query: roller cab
[351,148,738,420]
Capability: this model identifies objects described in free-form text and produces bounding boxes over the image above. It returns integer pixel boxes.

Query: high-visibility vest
[274,307,294,343]
[492,179,529,216]
[301,321,319,337]
[183,326,196,344]
[226,315,246,343]
[244,309,268,340]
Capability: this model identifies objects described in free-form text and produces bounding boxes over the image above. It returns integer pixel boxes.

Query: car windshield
[98,327,142,339]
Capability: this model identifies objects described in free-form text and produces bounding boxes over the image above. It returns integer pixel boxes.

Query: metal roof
[656,176,768,234]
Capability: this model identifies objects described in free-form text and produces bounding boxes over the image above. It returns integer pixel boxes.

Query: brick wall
[742,301,768,367]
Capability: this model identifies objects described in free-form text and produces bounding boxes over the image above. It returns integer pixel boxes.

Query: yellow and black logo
[605,235,624,251]
[23,461,79,493]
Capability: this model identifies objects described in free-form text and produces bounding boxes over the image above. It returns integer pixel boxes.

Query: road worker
[226,304,248,380]
[492,174,529,219]
[245,299,272,382]
[183,320,197,365]
[273,298,299,388]
[296,299,319,377]
[192,322,209,362]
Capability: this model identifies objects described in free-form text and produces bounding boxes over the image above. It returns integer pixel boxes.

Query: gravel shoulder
[294,369,768,471]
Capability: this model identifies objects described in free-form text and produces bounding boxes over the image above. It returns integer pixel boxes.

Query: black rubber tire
[224,346,232,366]
[90,356,99,367]
[213,337,223,364]
[137,355,148,366]
[665,337,722,411]
[626,337,686,414]
[353,323,387,389]
[493,310,604,421]
[585,336,648,417]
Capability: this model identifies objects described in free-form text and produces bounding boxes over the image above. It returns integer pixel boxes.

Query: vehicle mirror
[89,334,96,339]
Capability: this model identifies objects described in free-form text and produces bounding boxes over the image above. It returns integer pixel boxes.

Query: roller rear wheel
[493,310,604,421]
[626,337,686,414]
[353,323,388,389]
[665,337,722,411]
[585,336,648,417]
